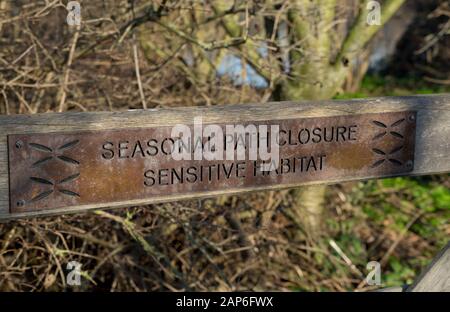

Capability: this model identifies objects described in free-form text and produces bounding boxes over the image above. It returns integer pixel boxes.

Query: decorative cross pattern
[29,174,80,203]
[29,140,80,167]
[371,118,405,168]
[22,139,80,206]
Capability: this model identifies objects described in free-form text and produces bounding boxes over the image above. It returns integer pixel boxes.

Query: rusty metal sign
[7,111,416,213]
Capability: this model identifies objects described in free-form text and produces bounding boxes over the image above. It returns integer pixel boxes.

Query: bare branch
[335,0,406,67]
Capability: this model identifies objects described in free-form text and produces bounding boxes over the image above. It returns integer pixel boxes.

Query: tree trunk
[291,185,327,239]
[280,83,331,241]
[280,0,406,241]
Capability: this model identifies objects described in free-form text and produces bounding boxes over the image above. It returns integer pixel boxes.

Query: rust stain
[327,144,372,170]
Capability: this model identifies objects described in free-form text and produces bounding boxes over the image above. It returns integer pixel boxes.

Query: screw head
[409,114,415,122]
[405,160,413,169]
[16,199,25,207]
[15,140,23,148]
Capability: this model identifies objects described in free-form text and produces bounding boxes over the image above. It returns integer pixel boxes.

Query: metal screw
[405,160,413,169]
[15,140,23,148]
[409,114,415,122]
[16,200,25,207]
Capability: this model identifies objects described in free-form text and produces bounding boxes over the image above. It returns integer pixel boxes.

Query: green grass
[331,75,450,289]
[334,75,450,99]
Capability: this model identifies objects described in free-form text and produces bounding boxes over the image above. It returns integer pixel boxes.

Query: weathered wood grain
[0,94,449,220]
[407,242,450,292]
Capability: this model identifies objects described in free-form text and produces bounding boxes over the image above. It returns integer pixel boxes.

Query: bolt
[15,140,23,149]
[16,199,25,207]
[405,160,413,169]
[409,114,415,122]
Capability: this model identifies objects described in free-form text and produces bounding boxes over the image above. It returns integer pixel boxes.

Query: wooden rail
[0,94,449,220]
[407,242,450,292]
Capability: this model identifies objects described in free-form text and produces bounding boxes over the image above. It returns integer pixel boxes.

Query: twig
[424,77,450,85]
[94,210,186,287]
[132,33,147,109]
[415,20,450,55]
[329,239,363,276]
[1,90,9,115]
[155,19,247,51]
[380,212,423,267]
[58,25,80,112]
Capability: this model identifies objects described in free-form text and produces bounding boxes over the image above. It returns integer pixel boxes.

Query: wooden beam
[407,242,450,292]
[0,94,449,220]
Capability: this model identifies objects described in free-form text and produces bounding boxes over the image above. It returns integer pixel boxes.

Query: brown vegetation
[0,0,448,291]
